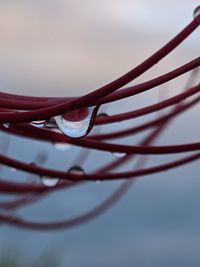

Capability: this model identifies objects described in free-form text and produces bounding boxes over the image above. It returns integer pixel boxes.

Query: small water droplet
[54,142,71,151]
[193,6,200,19]
[41,176,59,187]
[54,106,97,138]
[30,120,47,128]
[68,166,84,175]
[113,152,127,158]
[96,180,102,184]
[3,123,10,128]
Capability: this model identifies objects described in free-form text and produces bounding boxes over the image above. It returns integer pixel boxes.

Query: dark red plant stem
[1,90,199,155]
[91,95,200,140]
[2,121,200,157]
[0,151,200,230]
[0,131,143,222]
[0,111,185,225]
[0,82,199,126]
[0,141,200,186]
[0,180,48,193]
[95,83,200,125]
[0,57,199,110]
[0,86,197,226]
[0,176,78,194]
[95,152,200,180]
[0,181,136,230]
[95,58,200,105]
[1,78,198,185]
[0,18,199,123]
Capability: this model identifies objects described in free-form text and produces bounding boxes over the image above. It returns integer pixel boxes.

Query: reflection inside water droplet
[113,152,127,158]
[41,176,59,187]
[54,107,96,138]
[68,166,84,175]
[54,142,71,151]
[30,120,47,128]
[3,123,10,129]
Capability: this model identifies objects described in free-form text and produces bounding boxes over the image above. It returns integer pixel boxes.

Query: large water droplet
[54,106,98,138]
[193,6,200,21]
[68,166,84,175]
[113,152,127,158]
[54,142,71,151]
[30,120,47,128]
[41,176,59,187]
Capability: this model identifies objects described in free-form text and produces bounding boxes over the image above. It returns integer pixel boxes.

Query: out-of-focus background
[0,0,199,266]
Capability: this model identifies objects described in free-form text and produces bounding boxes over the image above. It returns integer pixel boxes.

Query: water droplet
[68,166,84,175]
[113,152,127,158]
[193,6,200,18]
[96,180,102,184]
[30,120,47,128]
[54,142,71,151]
[54,106,97,138]
[3,123,10,128]
[41,176,59,187]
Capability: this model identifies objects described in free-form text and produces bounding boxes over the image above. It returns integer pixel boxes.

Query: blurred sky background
[0,0,200,266]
